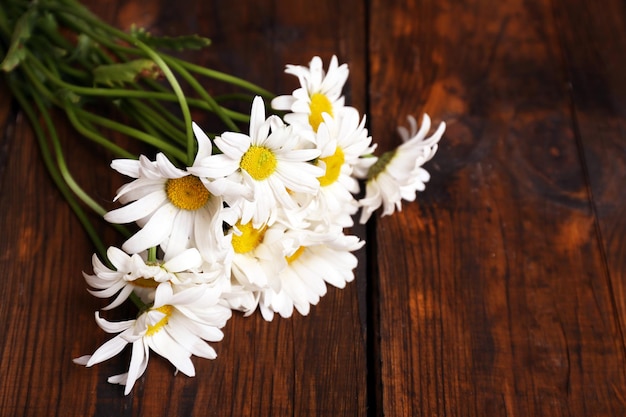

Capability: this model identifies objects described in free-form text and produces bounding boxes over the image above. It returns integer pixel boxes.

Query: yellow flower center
[285,246,306,264]
[145,305,173,337]
[240,146,277,180]
[308,93,333,132]
[231,221,267,254]
[318,147,344,187]
[165,175,210,210]
[132,277,160,288]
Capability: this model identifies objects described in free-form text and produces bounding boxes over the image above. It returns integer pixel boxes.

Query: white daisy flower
[224,217,290,315]
[271,55,349,132]
[297,107,376,228]
[219,281,260,316]
[83,246,224,310]
[221,205,365,321]
[189,96,323,228]
[74,283,231,395]
[358,114,445,223]
[258,229,364,321]
[104,124,227,260]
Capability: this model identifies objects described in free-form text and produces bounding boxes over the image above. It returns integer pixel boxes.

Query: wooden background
[2,0,626,415]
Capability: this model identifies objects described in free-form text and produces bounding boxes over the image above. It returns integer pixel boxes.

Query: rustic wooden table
[2,0,626,415]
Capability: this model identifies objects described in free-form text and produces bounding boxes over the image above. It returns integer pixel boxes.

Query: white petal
[104,191,167,224]
[163,248,202,272]
[95,313,136,333]
[215,133,250,159]
[115,179,165,203]
[149,332,195,377]
[83,272,117,289]
[111,158,140,178]
[73,355,91,365]
[162,210,194,257]
[192,122,213,161]
[156,153,187,178]
[107,372,128,385]
[166,320,217,359]
[169,286,208,306]
[100,286,135,310]
[177,314,225,342]
[124,340,149,395]
[87,281,126,298]
[86,335,128,366]
[153,282,174,308]
[106,246,131,270]
[121,204,176,253]
[249,96,266,142]
[270,95,295,111]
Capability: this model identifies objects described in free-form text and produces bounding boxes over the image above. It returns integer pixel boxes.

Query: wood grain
[555,0,626,347]
[369,0,626,415]
[0,1,367,416]
[2,0,626,415]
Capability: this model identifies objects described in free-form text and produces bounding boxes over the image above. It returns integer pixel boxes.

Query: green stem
[35,100,109,218]
[32,98,132,240]
[148,247,157,263]
[122,100,187,146]
[21,46,187,163]
[174,59,275,100]
[129,292,148,311]
[64,105,138,159]
[9,77,108,261]
[213,92,258,103]
[75,107,187,163]
[133,95,186,131]
[37,2,274,98]
[163,55,239,132]
[132,40,194,165]
[27,46,251,127]
[26,54,177,100]
[10,71,145,314]
[17,54,138,159]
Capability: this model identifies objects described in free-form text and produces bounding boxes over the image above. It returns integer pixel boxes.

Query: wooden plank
[0,1,368,415]
[369,0,626,415]
[554,0,626,345]
[0,108,107,415]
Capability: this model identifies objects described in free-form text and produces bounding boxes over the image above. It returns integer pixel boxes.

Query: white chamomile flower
[74,283,231,395]
[83,246,221,310]
[271,55,349,132]
[358,114,445,223]
[297,107,376,228]
[190,96,323,228]
[103,126,226,259]
[223,218,291,315]
[259,229,364,321]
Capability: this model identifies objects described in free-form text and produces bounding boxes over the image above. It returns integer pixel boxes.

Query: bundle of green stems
[0,0,273,260]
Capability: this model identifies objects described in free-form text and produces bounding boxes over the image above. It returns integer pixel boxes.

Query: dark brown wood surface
[1,0,625,416]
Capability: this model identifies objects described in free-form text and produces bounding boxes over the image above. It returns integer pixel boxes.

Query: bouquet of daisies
[1,1,445,395]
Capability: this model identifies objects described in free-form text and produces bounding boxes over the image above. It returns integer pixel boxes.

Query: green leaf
[1,7,39,72]
[130,26,211,51]
[93,59,160,86]
[57,89,82,105]
[67,34,96,62]
[39,11,59,34]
